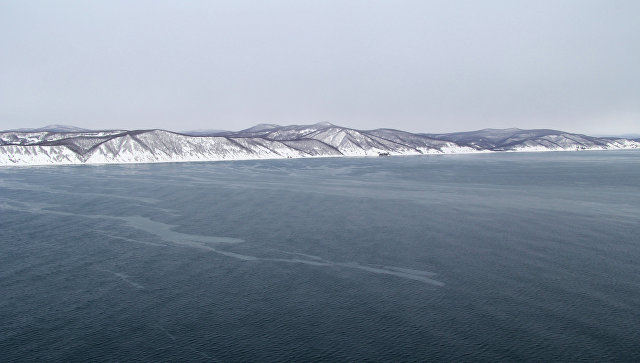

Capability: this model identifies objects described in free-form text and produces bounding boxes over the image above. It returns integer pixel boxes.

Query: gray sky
[1,0,639,134]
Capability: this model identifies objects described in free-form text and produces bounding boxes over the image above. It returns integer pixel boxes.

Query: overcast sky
[1,0,638,134]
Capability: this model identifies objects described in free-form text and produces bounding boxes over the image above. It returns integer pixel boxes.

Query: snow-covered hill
[424,128,639,152]
[0,123,638,166]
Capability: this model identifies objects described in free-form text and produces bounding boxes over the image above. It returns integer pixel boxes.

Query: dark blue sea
[1,151,640,361]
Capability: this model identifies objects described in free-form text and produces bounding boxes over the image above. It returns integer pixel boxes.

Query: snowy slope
[1,124,638,166]
[423,128,640,152]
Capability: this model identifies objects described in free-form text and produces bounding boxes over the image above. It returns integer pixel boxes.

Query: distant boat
[378,152,390,157]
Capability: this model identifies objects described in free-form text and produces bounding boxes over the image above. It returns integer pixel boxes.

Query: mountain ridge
[1,123,638,166]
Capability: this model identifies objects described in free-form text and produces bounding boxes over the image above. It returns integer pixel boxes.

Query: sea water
[1,151,639,361]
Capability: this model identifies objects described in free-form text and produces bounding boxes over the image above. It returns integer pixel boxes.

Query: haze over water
[1,151,639,361]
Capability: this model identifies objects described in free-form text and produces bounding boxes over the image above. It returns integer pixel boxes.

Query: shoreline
[1,146,638,168]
